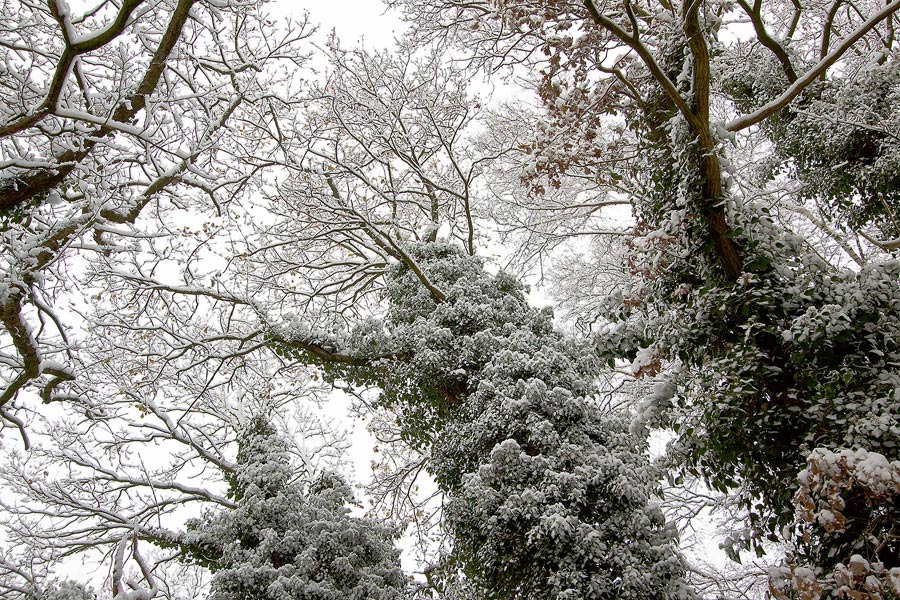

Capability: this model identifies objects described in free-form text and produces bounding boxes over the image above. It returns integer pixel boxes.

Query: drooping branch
[0,290,41,409]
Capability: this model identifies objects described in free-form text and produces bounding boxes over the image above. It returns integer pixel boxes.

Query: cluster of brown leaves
[770,449,900,600]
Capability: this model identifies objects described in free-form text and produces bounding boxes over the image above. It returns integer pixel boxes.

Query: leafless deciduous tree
[0,0,312,444]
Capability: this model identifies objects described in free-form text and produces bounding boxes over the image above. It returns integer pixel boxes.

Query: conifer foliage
[281,244,696,600]
[182,415,407,600]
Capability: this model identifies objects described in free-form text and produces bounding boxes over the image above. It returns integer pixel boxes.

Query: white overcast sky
[272,0,405,49]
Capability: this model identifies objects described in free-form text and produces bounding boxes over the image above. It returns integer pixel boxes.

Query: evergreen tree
[280,244,696,600]
[182,415,407,600]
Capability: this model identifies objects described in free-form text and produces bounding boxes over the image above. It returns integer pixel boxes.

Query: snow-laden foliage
[596,106,900,559]
[724,53,900,241]
[770,448,900,600]
[36,582,95,600]
[10,580,96,600]
[3,0,900,595]
[182,415,407,600]
[391,0,900,574]
[280,244,696,600]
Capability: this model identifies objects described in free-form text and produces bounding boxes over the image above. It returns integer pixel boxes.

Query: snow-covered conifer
[182,415,407,600]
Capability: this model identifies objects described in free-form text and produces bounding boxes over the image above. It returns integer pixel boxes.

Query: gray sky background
[273,0,405,49]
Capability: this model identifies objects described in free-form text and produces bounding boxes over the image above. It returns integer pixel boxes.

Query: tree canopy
[1,0,899,598]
